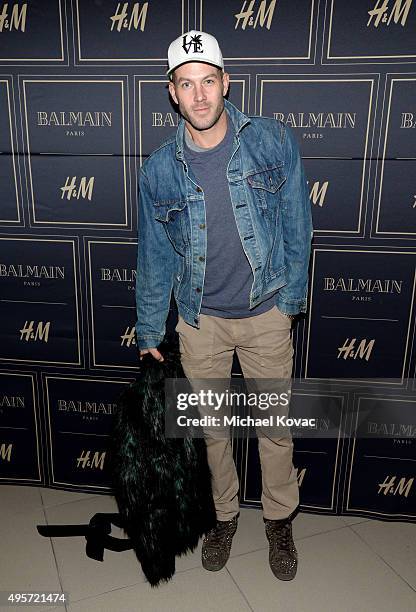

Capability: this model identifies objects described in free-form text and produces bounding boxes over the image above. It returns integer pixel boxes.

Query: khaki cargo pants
[175,305,299,521]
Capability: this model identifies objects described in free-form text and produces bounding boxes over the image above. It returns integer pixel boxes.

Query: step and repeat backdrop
[0,0,415,522]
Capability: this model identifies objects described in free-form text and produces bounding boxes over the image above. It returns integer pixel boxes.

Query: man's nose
[194,84,207,101]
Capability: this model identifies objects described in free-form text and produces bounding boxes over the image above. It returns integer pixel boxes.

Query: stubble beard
[180,97,225,132]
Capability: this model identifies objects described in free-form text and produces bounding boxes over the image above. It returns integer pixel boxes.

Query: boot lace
[206,518,235,548]
[267,520,292,552]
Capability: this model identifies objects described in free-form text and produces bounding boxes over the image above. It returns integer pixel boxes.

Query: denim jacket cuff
[275,296,307,316]
[136,335,164,350]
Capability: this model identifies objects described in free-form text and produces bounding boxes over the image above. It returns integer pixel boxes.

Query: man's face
[168,62,229,132]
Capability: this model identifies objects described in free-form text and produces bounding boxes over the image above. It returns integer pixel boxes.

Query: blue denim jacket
[136,98,313,350]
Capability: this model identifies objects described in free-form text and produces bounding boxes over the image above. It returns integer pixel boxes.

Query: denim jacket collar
[175,98,250,161]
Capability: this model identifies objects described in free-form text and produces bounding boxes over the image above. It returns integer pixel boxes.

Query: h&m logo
[0,443,12,462]
[296,467,306,487]
[19,321,50,343]
[234,0,276,30]
[337,338,375,361]
[60,177,94,201]
[182,32,203,54]
[378,475,413,497]
[309,181,329,207]
[110,2,148,32]
[0,2,27,32]
[76,449,106,470]
[120,326,136,347]
[367,0,412,27]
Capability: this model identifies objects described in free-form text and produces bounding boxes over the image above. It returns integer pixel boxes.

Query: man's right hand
[139,347,164,362]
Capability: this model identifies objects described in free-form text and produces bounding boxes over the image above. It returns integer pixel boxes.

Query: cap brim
[166,59,224,78]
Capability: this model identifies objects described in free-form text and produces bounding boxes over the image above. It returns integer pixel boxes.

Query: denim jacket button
[196,186,203,193]
[199,223,205,229]
[196,287,201,292]
[198,256,205,262]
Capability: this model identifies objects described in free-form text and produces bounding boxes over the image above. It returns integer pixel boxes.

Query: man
[136,30,313,581]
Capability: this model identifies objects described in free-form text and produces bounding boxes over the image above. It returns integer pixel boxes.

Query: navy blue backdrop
[0,0,415,522]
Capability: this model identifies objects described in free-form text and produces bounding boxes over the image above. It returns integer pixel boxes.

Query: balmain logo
[0,264,65,279]
[367,0,412,28]
[37,112,112,127]
[100,267,136,282]
[0,2,27,32]
[234,0,276,30]
[60,177,94,201]
[400,113,416,128]
[368,421,416,437]
[152,112,179,127]
[110,2,148,32]
[323,278,402,293]
[0,394,24,408]
[305,418,330,431]
[292,417,331,439]
[273,112,356,129]
[58,399,116,415]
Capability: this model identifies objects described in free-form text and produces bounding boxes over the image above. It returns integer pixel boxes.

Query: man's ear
[168,80,178,105]
[222,71,230,97]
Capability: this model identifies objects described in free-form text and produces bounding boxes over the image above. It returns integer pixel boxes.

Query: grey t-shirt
[184,116,276,318]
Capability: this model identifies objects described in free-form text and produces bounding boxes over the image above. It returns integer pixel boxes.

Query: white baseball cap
[167,30,224,79]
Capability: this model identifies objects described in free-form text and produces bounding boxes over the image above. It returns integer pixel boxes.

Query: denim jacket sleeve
[275,123,313,316]
[135,167,175,350]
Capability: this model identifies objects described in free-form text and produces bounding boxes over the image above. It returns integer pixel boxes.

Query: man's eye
[181,82,191,89]
[205,79,214,85]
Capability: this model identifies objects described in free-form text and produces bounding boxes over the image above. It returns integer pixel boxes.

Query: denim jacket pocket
[154,200,189,252]
[247,166,286,220]
[247,165,286,193]
[154,199,187,221]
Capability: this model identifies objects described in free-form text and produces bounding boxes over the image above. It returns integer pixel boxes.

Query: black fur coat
[108,341,216,587]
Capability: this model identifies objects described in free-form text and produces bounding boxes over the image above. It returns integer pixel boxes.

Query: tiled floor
[2,485,415,612]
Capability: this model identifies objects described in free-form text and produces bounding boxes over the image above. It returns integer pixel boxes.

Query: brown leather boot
[201,513,239,571]
[264,516,298,580]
